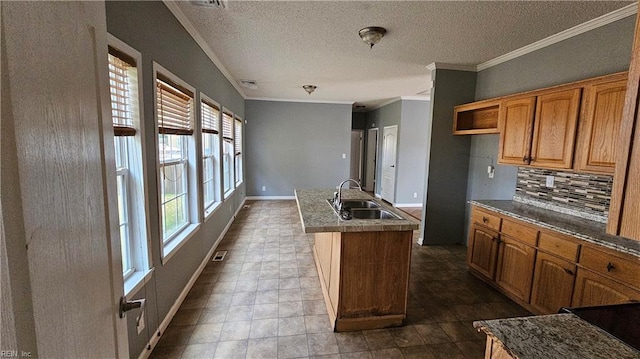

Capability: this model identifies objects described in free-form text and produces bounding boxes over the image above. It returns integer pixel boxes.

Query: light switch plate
[136,310,145,335]
[546,175,555,188]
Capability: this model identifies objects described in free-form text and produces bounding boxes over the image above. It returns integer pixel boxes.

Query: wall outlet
[546,175,555,188]
[261,186,266,192]
[487,165,495,179]
[136,311,145,335]
[342,153,346,159]
[413,192,418,198]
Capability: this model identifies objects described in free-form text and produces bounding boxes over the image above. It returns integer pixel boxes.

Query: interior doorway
[365,128,378,192]
[381,125,398,203]
[350,130,364,187]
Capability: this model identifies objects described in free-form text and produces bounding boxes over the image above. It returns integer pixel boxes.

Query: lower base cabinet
[484,337,515,359]
[530,252,576,314]
[572,268,640,307]
[313,230,412,331]
[495,236,536,303]
[467,223,499,280]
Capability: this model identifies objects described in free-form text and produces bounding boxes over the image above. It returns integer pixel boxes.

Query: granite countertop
[295,188,420,233]
[474,314,640,359]
[470,200,640,258]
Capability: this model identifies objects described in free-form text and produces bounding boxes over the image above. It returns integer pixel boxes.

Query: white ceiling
[168,0,634,110]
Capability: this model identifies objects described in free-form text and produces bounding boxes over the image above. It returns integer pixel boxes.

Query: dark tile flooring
[150,200,530,359]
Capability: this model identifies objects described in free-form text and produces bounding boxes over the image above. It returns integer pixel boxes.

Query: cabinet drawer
[501,218,538,246]
[579,246,640,291]
[538,231,579,262]
[471,207,502,231]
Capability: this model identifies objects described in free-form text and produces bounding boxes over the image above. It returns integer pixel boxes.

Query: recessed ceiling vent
[240,79,258,90]
[191,0,227,9]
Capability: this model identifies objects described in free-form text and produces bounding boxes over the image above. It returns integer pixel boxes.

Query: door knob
[390,165,395,168]
[119,296,146,327]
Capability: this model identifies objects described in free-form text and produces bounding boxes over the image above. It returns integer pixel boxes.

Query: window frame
[153,62,200,263]
[108,34,153,296]
[234,116,244,187]
[200,93,223,219]
[221,108,236,199]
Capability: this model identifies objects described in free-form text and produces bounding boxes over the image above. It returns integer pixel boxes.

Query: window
[155,64,199,259]
[201,95,221,217]
[234,116,243,186]
[222,111,235,197]
[108,36,151,294]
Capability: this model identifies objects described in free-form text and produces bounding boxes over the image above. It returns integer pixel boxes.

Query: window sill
[235,180,244,188]
[161,223,200,265]
[224,188,236,200]
[124,267,155,297]
[204,202,222,222]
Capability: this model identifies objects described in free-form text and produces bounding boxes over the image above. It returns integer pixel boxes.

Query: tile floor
[150,200,530,359]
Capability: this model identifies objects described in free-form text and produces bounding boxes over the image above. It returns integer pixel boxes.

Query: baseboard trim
[138,198,246,359]
[246,196,295,200]
[394,203,423,208]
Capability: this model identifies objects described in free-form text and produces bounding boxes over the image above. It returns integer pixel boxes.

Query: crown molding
[477,3,638,71]
[400,96,430,102]
[245,97,354,105]
[162,1,247,98]
[425,62,477,72]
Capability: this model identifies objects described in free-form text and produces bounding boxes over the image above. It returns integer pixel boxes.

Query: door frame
[350,130,364,186]
[365,128,379,192]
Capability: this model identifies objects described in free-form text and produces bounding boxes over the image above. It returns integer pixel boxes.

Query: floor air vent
[212,251,227,262]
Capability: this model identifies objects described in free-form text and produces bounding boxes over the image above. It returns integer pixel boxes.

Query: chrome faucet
[334,179,362,212]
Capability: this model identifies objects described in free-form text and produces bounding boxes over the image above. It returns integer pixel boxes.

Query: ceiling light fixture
[359,26,387,49]
[303,85,317,95]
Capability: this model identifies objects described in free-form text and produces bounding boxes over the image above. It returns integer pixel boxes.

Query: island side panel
[339,231,413,322]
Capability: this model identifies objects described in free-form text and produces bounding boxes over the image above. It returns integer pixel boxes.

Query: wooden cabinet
[313,230,412,331]
[495,235,536,303]
[572,269,640,307]
[483,337,515,359]
[530,88,582,169]
[608,15,640,241]
[575,76,627,173]
[498,88,582,169]
[498,96,536,165]
[453,99,500,135]
[530,251,576,314]
[467,223,500,280]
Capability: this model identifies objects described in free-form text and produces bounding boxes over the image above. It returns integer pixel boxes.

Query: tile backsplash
[515,167,613,222]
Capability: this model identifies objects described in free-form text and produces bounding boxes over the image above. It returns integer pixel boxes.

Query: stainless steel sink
[340,200,380,209]
[350,208,402,220]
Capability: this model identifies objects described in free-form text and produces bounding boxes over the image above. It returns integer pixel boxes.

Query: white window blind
[201,100,220,134]
[222,112,234,142]
[108,48,136,137]
[156,76,194,135]
[234,118,242,155]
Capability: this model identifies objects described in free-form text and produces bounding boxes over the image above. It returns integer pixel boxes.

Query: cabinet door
[467,224,500,280]
[498,97,536,165]
[530,252,576,314]
[495,236,536,303]
[576,79,627,173]
[314,232,333,290]
[572,269,640,307]
[530,88,582,169]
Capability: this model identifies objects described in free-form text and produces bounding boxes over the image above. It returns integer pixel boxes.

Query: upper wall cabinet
[575,75,628,174]
[529,88,582,169]
[453,99,500,135]
[498,96,536,165]
[498,88,581,169]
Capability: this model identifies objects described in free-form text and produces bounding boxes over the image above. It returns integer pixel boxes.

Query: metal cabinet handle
[563,268,574,276]
[522,156,528,163]
[607,262,615,272]
[482,217,489,223]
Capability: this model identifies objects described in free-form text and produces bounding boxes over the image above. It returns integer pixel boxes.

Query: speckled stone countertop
[295,189,420,233]
[474,314,640,359]
[470,200,640,258]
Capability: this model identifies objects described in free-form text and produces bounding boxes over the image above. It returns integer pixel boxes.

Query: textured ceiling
[171,1,633,110]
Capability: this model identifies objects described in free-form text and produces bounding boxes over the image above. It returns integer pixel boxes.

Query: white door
[381,126,398,203]
[350,130,364,186]
[365,128,378,191]
[2,2,128,357]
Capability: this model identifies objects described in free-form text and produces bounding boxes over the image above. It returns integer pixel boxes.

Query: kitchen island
[295,188,420,331]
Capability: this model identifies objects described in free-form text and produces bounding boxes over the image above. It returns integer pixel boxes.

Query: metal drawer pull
[606,262,615,272]
[482,217,489,223]
[563,268,574,275]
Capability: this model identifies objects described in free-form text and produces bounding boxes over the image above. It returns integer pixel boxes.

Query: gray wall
[396,100,430,205]
[422,69,477,245]
[245,100,352,196]
[464,15,636,244]
[106,2,246,357]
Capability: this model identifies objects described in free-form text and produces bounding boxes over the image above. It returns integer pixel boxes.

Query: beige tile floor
[150,200,530,359]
